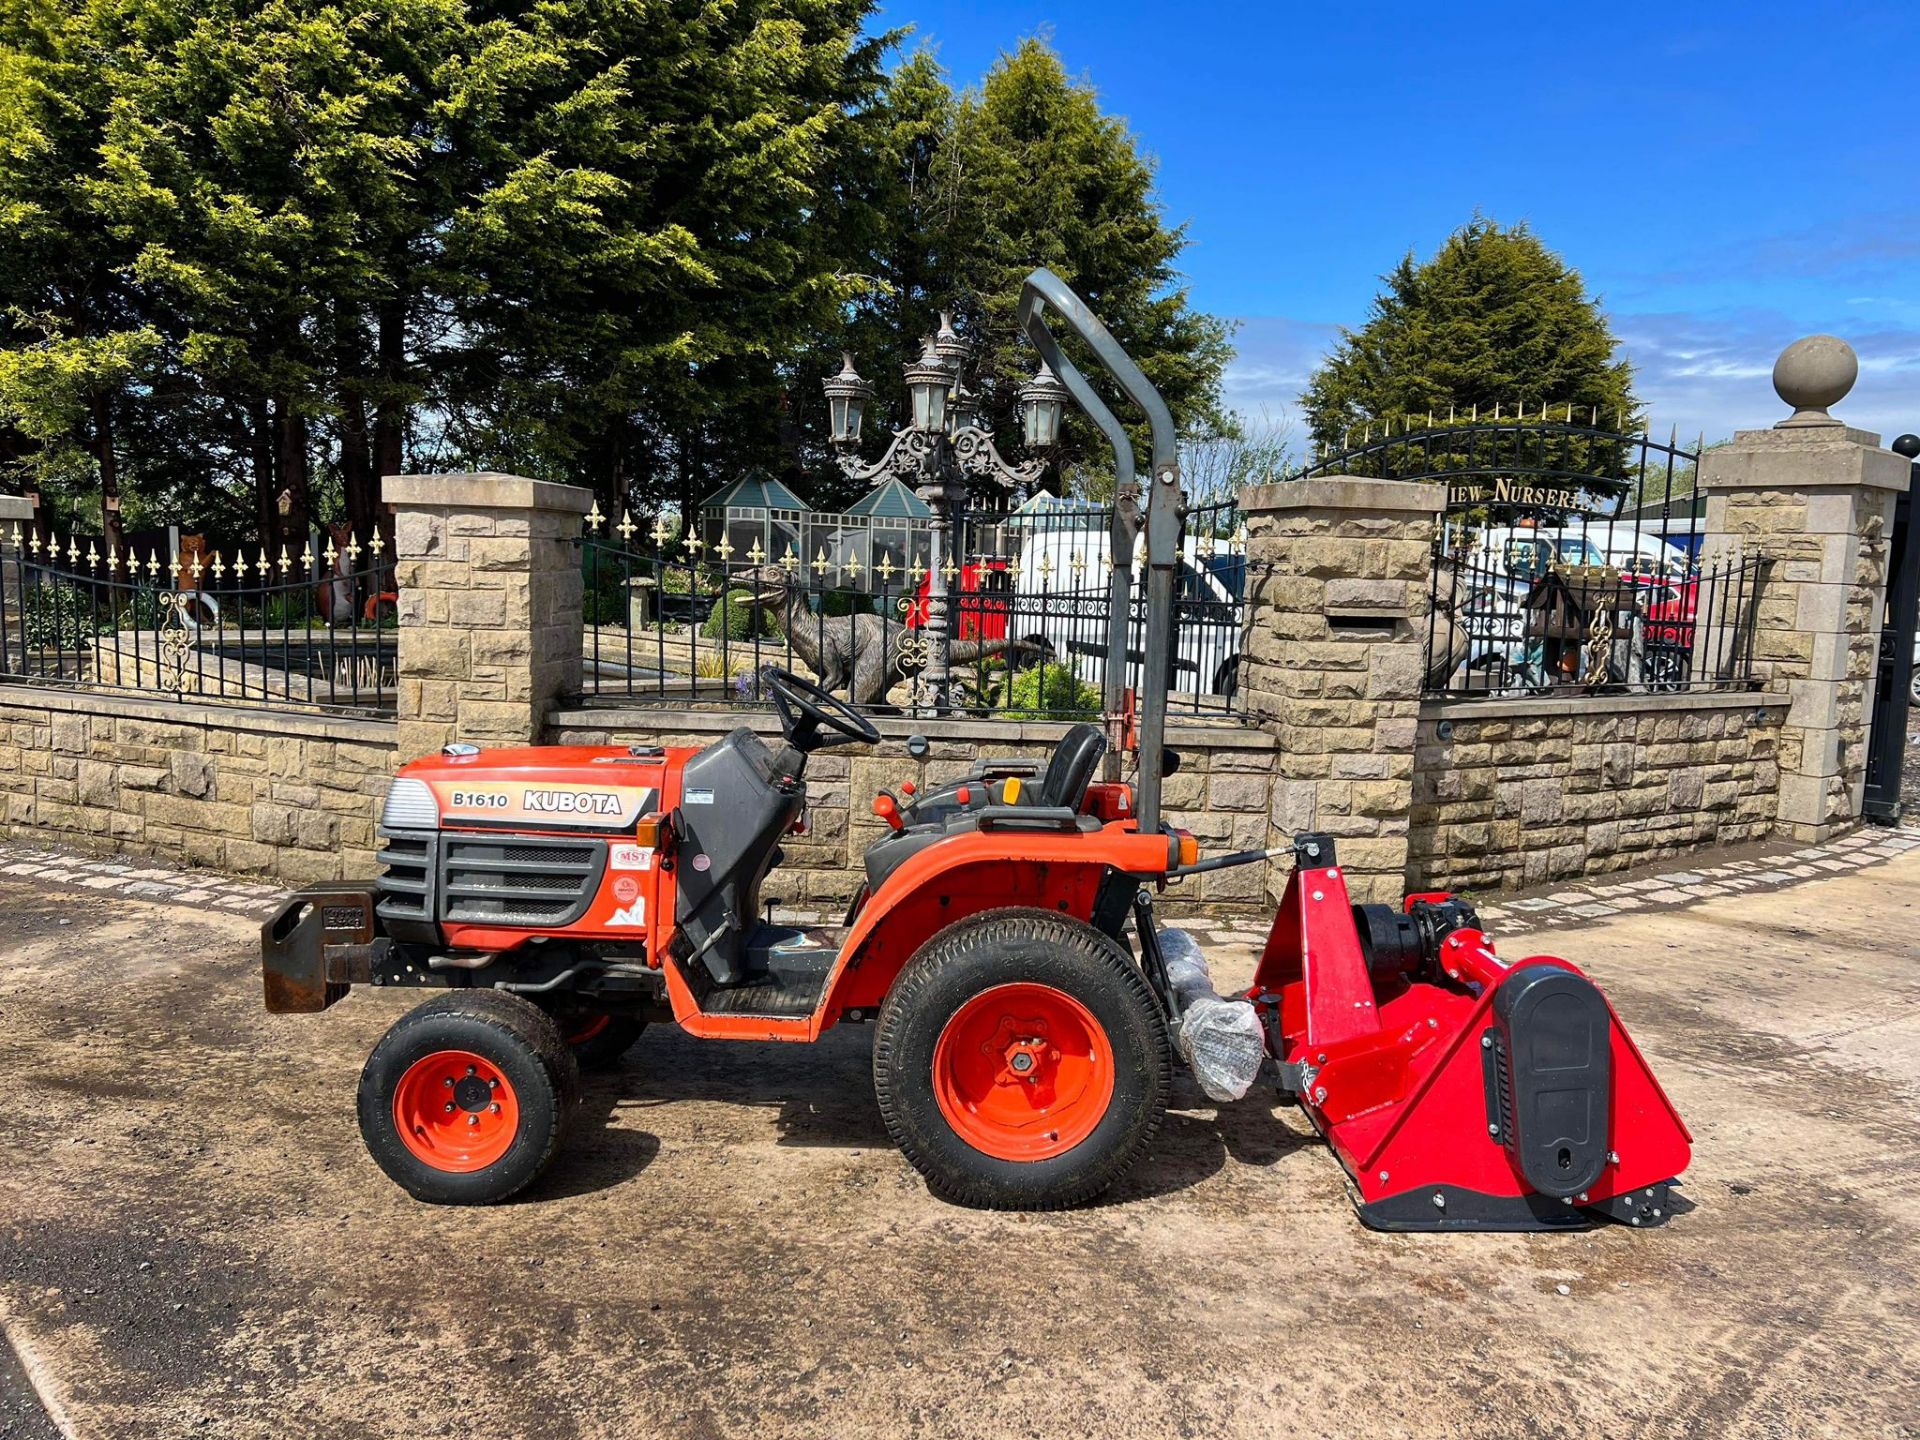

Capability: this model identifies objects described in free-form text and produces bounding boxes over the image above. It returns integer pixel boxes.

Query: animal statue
[740,563,1051,707]
[321,522,357,621]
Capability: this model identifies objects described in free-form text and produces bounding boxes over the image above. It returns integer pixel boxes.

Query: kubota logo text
[523,789,623,815]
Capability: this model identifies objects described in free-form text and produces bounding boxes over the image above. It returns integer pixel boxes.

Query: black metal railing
[0,526,396,716]
[1422,542,1769,698]
[577,497,1247,719]
[1290,415,1767,699]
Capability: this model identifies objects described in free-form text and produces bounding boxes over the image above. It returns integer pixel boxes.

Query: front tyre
[358,991,579,1204]
[873,909,1170,1210]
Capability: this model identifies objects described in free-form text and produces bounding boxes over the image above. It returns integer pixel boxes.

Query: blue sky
[870,0,1920,447]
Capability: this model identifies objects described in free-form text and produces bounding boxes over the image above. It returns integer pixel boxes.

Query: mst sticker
[610,843,654,871]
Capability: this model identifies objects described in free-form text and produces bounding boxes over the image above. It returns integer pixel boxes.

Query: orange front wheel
[358,992,579,1204]
[875,909,1169,1210]
[530,997,646,1072]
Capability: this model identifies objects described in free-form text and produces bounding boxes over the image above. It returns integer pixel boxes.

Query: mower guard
[262,882,381,1013]
[1251,843,1691,1232]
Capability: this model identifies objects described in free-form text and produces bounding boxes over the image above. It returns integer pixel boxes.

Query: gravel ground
[1,852,1918,1438]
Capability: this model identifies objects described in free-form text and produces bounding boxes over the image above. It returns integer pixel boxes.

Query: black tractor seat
[896,723,1108,828]
[858,724,1111,895]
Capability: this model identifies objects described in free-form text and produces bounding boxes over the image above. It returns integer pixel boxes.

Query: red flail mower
[261,272,1689,1229]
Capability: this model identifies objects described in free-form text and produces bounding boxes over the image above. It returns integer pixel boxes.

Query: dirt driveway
[2,849,1918,1439]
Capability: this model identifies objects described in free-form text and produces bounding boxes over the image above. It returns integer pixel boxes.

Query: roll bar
[1016,268,1182,831]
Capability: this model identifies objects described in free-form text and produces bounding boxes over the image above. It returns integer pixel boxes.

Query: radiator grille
[375,829,606,929]
[376,829,436,922]
[441,835,605,926]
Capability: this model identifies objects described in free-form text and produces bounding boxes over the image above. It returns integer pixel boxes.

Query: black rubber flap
[1492,964,1612,1198]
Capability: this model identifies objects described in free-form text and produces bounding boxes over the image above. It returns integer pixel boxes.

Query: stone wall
[1408,690,1788,894]
[550,706,1277,914]
[0,685,395,884]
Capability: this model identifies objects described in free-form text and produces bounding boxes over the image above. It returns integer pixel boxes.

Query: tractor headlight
[381,777,439,830]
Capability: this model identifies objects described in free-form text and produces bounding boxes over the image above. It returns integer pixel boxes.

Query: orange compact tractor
[263,272,1690,1227]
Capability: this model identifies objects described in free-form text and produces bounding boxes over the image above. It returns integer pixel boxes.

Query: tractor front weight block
[261,883,382,1014]
[1249,837,1691,1233]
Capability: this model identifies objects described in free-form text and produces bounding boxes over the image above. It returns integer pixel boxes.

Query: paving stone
[1569,903,1618,919]
[1661,871,1706,885]
[76,875,125,889]
[122,881,183,899]
[1546,891,1593,904]
[1509,898,1562,912]
[1679,884,1729,898]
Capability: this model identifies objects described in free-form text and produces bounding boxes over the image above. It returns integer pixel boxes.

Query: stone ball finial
[1893,434,1920,460]
[1772,335,1857,428]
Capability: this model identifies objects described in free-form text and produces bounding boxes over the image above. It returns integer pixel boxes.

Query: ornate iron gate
[1864,434,1920,822]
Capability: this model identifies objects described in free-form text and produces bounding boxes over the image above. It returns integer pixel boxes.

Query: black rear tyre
[358,990,579,1204]
[873,908,1170,1210]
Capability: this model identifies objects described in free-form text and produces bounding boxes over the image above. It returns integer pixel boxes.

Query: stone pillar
[1238,477,1446,903]
[384,473,591,762]
[1697,337,1910,841]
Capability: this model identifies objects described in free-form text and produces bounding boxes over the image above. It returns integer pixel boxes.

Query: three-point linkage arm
[1016,268,1182,831]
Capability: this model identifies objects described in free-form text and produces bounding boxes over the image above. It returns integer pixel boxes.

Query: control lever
[872,790,905,832]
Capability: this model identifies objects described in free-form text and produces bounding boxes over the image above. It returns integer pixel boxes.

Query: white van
[993,524,1244,701]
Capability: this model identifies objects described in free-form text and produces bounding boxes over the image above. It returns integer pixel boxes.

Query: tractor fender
[820,826,1173,1020]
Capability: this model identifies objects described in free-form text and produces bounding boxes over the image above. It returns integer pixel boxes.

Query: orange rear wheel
[932,983,1116,1161]
[874,909,1169,1210]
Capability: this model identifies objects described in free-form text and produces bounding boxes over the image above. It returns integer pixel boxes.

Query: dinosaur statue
[739,563,1051,707]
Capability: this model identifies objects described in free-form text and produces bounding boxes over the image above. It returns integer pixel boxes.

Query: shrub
[580,550,629,625]
[701,589,782,642]
[1000,661,1102,720]
[23,582,106,648]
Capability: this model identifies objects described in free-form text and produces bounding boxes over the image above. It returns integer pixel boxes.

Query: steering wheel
[763,668,881,753]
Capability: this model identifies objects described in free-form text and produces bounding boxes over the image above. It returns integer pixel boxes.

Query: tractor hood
[383,743,687,836]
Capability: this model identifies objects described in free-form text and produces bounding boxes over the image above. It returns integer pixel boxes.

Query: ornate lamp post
[824,312,1069,713]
